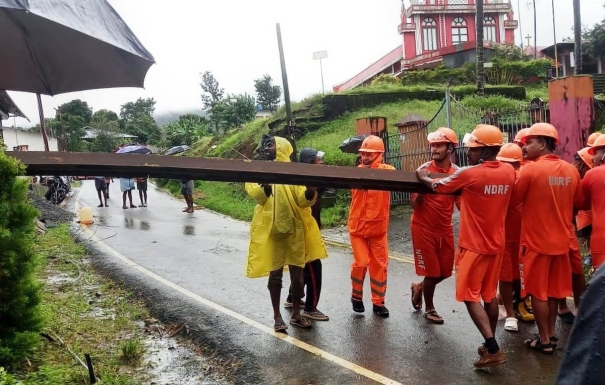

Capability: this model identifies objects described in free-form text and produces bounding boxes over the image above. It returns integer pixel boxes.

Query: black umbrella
[339,134,368,154]
[116,145,151,154]
[0,0,155,95]
[163,145,192,156]
[0,0,155,150]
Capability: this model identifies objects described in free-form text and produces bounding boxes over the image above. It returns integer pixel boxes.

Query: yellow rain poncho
[245,137,328,278]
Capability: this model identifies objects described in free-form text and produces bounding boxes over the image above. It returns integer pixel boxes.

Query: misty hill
[153,107,208,126]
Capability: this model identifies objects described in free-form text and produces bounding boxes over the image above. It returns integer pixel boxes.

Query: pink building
[334,0,518,92]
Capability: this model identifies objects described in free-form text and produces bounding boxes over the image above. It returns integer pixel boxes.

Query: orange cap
[359,135,385,153]
[587,132,602,147]
[523,123,559,144]
[576,147,594,168]
[497,143,523,163]
[427,127,458,146]
[463,124,504,148]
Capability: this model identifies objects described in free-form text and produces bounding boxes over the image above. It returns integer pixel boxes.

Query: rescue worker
[575,133,602,248]
[417,124,515,368]
[410,127,460,324]
[495,143,523,332]
[348,135,395,317]
[512,123,583,355]
[584,134,605,269]
[510,128,535,323]
[245,135,328,332]
[557,147,593,325]
[284,148,329,321]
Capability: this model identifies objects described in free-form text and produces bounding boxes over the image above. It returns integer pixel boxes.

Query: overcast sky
[6,0,604,128]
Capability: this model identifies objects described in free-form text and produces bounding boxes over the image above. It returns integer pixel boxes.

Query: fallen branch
[40,332,97,383]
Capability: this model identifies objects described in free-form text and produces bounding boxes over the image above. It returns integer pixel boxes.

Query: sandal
[289,316,312,329]
[524,338,554,355]
[424,310,444,324]
[550,336,559,348]
[273,320,288,333]
[302,310,329,321]
[411,283,422,311]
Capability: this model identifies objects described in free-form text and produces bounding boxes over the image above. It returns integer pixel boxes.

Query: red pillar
[548,76,595,163]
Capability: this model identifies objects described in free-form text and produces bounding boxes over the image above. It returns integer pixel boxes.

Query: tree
[200,71,225,133]
[88,117,121,153]
[221,94,257,129]
[55,99,93,124]
[254,75,281,112]
[583,5,605,60]
[0,150,44,368]
[119,98,159,144]
[92,109,119,123]
[200,71,224,109]
[163,114,209,147]
[476,0,485,95]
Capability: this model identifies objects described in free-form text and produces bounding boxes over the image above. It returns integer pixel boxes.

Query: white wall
[0,125,58,151]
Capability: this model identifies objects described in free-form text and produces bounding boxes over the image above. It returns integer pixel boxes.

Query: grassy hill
[157,85,547,227]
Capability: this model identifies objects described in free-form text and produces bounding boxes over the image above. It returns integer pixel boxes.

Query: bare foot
[186,208,194,213]
[122,205,128,209]
[130,204,137,208]
[97,204,104,208]
[105,204,109,207]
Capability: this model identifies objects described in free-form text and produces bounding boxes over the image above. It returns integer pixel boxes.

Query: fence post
[445,83,452,129]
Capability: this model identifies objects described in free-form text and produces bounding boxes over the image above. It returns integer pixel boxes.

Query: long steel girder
[6,151,447,193]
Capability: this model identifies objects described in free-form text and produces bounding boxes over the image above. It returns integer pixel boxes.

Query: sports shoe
[504,317,518,332]
[514,297,535,322]
[474,349,506,368]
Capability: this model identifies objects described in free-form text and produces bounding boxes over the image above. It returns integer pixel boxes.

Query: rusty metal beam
[6,151,444,193]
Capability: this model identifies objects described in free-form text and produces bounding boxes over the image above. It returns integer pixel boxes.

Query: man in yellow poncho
[245,135,328,332]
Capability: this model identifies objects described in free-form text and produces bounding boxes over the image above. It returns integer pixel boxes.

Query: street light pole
[313,51,328,95]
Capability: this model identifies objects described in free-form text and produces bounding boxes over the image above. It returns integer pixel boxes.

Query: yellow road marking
[75,188,404,385]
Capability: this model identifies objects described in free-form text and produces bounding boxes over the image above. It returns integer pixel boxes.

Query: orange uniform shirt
[504,169,522,243]
[511,154,583,255]
[432,161,515,254]
[576,210,592,231]
[582,166,605,253]
[411,161,460,233]
[348,163,395,238]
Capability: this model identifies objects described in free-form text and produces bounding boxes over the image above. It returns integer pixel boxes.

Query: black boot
[373,305,389,317]
[351,298,365,313]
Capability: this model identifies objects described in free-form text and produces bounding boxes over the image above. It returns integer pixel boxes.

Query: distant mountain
[153,108,208,126]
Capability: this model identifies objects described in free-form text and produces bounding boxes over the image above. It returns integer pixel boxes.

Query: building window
[451,17,468,45]
[484,16,497,42]
[422,18,438,51]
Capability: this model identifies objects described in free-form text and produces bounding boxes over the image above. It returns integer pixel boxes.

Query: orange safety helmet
[513,128,529,145]
[427,127,458,146]
[463,124,504,148]
[587,132,602,147]
[523,122,559,144]
[496,143,523,163]
[587,134,605,155]
[359,135,385,153]
[576,147,594,169]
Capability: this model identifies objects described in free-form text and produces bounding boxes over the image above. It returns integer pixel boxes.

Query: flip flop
[411,283,422,311]
[289,316,312,329]
[302,310,329,321]
[274,320,288,333]
[424,310,444,324]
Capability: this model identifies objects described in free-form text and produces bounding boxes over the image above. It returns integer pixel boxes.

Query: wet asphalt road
[73,180,568,385]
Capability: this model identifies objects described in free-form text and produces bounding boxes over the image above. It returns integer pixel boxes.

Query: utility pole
[518,0,523,48]
[533,0,537,59]
[276,23,297,160]
[313,51,328,95]
[573,0,582,74]
[551,0,559,78]
[476,0,485,95]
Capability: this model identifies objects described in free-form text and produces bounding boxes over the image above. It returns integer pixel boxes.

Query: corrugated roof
[0,90,28,120]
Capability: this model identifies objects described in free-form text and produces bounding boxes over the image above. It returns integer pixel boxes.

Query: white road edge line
[74,186,403,385]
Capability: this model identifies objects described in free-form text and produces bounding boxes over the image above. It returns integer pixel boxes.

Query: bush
[0,150,44,369]
[371,74,401,86]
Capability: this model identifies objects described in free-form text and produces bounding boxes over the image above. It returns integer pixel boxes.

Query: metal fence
[385,93,549,205]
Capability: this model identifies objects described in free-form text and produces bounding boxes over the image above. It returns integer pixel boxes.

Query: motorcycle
[44,176,72,205]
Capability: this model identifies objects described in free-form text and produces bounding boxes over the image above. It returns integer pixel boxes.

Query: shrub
[0,150,44,369]
[371,74,401,86]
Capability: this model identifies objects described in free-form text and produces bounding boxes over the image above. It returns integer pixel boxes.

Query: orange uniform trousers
[350,233,388,306]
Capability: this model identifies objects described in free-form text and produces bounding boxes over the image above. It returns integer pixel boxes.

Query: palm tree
[476,0,485,95]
